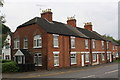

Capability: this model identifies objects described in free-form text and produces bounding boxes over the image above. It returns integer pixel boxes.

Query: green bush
[2,60,12,63]
[2,61,19,73]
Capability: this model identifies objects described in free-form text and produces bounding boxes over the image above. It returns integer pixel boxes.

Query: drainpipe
[90,39,93,66]
[105,40,108,63]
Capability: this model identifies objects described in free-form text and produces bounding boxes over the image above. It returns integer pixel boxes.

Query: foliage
[0,0,3,7]
[0,24,11,47]
[2,60,19,73]
[102,34,120,45]
[2,59,12,63]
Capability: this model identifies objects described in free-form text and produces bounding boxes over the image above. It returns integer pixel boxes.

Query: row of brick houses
[11,9,119,70]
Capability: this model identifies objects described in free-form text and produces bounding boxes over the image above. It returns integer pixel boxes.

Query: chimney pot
[41,9,52,22]
[67,16,76,27]
[84,22,93,31]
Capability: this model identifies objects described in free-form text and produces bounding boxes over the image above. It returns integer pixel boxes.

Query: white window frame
[53,34,59,48]
[113,46,115,50]
[24,38,28,49]
[101,53,105,61]
[14,38,20,49]
[70,52,76,64]
[34,53,42,66]
[85,39,88,49]
[85,53,89,62]
[107,42,109,49]
[101,41,104,49]
[53,51,59,66]
[33,35,42,48]
[116,52,119,57]
[93,53,97,61]
[92,39,96,49]
[107,53,110,60]
[71,37,75,48]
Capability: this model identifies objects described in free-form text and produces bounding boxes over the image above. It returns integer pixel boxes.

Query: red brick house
[12,9,90,70]
[12,9,120,70]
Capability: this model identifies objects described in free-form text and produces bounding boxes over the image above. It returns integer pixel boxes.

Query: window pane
[34,53,42,66]
[71,38,75,48]
[70,52,76,64]
[34,35,42,48]
[53,35,58,47]
[54,54,59,66]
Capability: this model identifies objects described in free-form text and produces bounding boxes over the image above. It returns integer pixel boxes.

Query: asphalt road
[2,62,119,80]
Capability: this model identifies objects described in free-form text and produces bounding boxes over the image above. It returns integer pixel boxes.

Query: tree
[102,34,120,45]
[0,0,3,7]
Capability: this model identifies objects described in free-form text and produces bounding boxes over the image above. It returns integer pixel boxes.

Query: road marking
[105,70,118,74]
[82,75,95,78]
[17,63,118,78]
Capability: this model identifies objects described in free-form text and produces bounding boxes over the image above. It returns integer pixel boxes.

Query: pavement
[2,62,120,80]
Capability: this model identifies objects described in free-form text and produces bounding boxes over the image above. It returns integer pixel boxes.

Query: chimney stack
[41,9,52,22]
[84,22,93,31]
[67,16,76,27]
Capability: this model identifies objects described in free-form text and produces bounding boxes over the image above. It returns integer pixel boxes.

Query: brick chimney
[67,16,76,27]
[41,9,52,22]
[84,22,93,31]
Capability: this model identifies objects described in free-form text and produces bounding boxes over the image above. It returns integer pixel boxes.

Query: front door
[110,53,112,62]
[81,54,84,66]
[97,54,99,64]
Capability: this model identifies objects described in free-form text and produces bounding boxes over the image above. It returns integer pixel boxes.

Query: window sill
[71,47,75,49]
[93,60,96,61]
[85,61,89,63]
[54,65,59,67]
[71,63,76,65]
[54,46,59,48]
[35,65,42,66]
[33,47,42,49]
[23,48,28,49]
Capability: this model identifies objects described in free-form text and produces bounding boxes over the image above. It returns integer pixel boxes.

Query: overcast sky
[1,0,119,39]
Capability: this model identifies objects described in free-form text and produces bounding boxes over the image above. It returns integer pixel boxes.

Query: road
[2,62,119,79]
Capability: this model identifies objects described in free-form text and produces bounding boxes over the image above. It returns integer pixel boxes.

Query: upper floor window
[53,34,59,48]
[107,42,109,49]
[92,39,96,49]
[24,38,28,49]
[71,37,75,48]
[33,35,42,48]
[14,38,20,49]
[101,41,104,49]
[113,46,115,50]
[85,39,88,49]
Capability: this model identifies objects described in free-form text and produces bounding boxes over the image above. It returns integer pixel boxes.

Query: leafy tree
[102,34,120,45]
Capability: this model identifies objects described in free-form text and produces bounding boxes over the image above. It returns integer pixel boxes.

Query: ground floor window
[14,56,25,64]
[85,53,89,62]
[93,53,96,61]
[101,53,105,61]
[116,52,119,57]
[107,53,109,60]
[5,55,9,60]
[53,51,59,66]
[34,53,42,66]
[70,52,76,64]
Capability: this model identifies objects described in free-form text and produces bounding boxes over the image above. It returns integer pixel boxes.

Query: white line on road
[82,75,95,78]
[105,70,118,74]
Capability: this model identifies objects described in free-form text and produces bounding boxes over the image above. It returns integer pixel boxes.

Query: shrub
[2,61,19,73]
[2,60,12,63]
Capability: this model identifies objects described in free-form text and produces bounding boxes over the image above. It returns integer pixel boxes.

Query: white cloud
[2,0,118,39]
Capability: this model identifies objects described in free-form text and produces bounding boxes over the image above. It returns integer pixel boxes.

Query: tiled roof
[17,17,88,38]
[76,27,104,40]
[20,49,31,56]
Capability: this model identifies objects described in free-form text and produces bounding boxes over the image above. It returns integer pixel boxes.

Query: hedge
[2,61,19,73]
